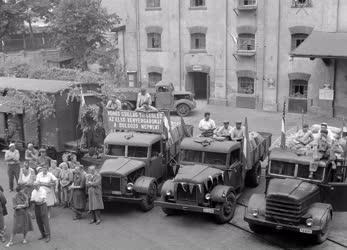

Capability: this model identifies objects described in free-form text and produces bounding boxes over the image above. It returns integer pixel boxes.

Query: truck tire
[214,193,236,224]
[248,223,265,234]
[139,182,157,212]
[159,194,180,216]
[245,162,261,188]
[314,212,331,244]
[176,104,191,117]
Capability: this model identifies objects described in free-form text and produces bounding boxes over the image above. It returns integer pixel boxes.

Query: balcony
[238,0,257,10]
[235,38,256,56]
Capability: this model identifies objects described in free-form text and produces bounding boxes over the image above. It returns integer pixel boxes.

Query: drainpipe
[178,0,182,91]
[261,0,266,110]
[225,0,229,106]
[136,0,141,86]
[275,0,281,110]
[332,0,340,117]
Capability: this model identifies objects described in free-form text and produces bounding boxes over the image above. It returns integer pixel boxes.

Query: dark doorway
[190,72,208,99]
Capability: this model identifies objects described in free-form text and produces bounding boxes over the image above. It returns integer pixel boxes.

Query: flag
[78,87,86,123]
[281,101,286,149]
[230,31,238,45]
[243,117,251,170]
[180,116,191,137]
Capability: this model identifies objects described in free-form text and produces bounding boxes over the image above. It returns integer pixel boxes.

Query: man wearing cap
[317,129,331,160]
[4,143,20,192]
[31,184,51,242]
[105,97,122,110]
[215,121,233,139]
[295,124,314,145]
[231,121,245,141]
[136,88,152,109]
[199,112,216,137]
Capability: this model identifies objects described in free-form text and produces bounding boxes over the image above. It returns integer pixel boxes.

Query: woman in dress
[49,160,61,206]
[35,166,57,218]
[86,166,104,225]
[70,164,86,220]
[18,161,36,218]
[59,162,73,208]
[0,185,7,243]
[5,185,33,247]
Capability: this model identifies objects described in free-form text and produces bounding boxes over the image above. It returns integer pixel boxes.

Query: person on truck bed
[214,121,232,139]
[295,124,314,145]
[199,112,216,137]
[105,97,122,110]
[231,121,245,141]
[137,88,152,109]
[135,101,158,112]
[316,129,331,160]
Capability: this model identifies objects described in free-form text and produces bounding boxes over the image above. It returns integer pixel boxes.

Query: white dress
[36,172,57,206]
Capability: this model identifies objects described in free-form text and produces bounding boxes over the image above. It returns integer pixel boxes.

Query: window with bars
[290,80,308,98]
[147,33,161,49]
[191,33,206,50]
[191,0,205,7]
[238,77,254,94]
[238,34,255,51]
[291,33,308,50]
[239,0,256,6]
[148,72,162,88]
[146,0,160,8]
[127,72,137,88]
[292,0,312,8]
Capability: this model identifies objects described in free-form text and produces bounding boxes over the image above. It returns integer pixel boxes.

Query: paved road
[0,103,346,250]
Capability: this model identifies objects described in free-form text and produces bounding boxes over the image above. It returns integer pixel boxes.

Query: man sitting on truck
[214,121,232,139]
[199,112,216,137]
[135,101,158,112]
[231,121,245,141]
[137,88,152,109]
[295,124,314,145]
[106,97,122,110]
[316,129,331,160]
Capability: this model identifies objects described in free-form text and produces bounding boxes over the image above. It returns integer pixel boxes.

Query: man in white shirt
[215,121,233,139]
[136,88,152,109]
[106,97,122,110]
[231,121,245,141]
[31,184,51,242]
[4,143,20,192]
[199,112,216,137]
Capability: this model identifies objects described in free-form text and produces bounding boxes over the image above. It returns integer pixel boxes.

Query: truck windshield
[270,161,295,176]
[128,146,148,158]
[108,145,126,156]
[183,150,203,163]
[204,152,227,166]
[297,164,325,181]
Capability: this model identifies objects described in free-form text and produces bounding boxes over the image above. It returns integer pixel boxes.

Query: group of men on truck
[198,112,245,141]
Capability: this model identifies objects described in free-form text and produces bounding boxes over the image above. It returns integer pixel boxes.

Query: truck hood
[173,90,193,96]
[174,164,223,186]
[267,178,319,202]
[100,158,145,177]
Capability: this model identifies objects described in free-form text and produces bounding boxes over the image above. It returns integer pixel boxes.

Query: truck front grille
[102,175,121,193]
[265,196,302,223]
[176,185,197,203]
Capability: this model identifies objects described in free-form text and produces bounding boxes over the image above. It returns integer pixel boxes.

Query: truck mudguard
[247,193,266,215]
[174,99,195,109]
[160,179,174,196]
[305,203,332,228]
[210,185,234,203]
[134,176,157,194]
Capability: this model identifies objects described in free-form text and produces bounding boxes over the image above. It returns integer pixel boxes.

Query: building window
[146,0,160,8]
[291,33,308,50]
[127,72,137,88]
[147,33,161,49]
[148,72,162,88]
[290,80,308,98]
[238,34,255,51]
[292,0,312,8]
[191,0,205,7]
[191,33,206,50]
[238,77,255,94]
[239,0,256,6]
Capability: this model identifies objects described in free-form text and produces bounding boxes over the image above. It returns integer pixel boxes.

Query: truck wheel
[245,162,261,188]
[248,223,265,234]
[314,212,332,244]
[214,193,236,224]
[176,104,191,117]
[139,182,157,212]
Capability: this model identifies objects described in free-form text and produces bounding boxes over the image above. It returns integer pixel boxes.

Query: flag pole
[280,101,286,149]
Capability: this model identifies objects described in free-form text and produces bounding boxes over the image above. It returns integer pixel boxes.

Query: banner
[106,110,165,134]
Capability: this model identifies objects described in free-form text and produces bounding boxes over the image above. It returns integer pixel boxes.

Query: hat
[236,121,242,124]
[321,122,328,127]
[303,124,309,128]
[39,148,46,152]
[9,143,15,148]
[343,127,347,133]
[223,121,229,124]
[320,129,328,135]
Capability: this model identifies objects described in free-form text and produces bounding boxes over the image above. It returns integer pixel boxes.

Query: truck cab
[245,148,347,243]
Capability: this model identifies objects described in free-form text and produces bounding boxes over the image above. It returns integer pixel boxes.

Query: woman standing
[59,162,73,208]
[35,166,57,218]
[18,161,36,219]
[49,160,61,206]
[86,166,104,225]
[5,185,33,247]
[0,185,7,243]
[70,164,86,220]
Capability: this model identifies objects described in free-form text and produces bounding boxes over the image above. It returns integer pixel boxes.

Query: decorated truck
[244,126,347,244]
[155,126,272,224]
[113,82,196,117]
[100,110,193,211]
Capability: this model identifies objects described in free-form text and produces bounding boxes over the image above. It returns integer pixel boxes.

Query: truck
[244,147,347,243]
[155,131,272,224]
[100,110,193,211]
[113,82,196,117]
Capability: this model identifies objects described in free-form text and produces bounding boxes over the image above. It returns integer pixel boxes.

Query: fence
[0,34,55,53]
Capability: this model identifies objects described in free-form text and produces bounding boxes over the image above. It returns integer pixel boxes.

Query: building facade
[103,0,347,117]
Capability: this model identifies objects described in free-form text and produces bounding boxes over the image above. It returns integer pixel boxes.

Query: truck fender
[160,179,175,196]
[247,193,266,216]
[133,176,157,195]
[305,203,332,228]
[174,99,194,109]
[210,185,235,203]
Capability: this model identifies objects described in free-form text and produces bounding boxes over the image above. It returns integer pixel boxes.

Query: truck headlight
[166,190,172,197]
[306,218,313,227]
[127,182,134,191]
[251,208,259,217]
[205,193,211,200]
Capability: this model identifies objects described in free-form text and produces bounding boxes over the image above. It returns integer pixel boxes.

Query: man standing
[105,97,122,110]
[25,143,39,170]
[136,88,152,109]
[86,166,104,225]
[198,112,216,137]
[215,121,233,139]
[231,121,245,141]
[4,143,20,192]
[31,184,51,243]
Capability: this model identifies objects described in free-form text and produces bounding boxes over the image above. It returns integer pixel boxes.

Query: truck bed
[248,132,272,167]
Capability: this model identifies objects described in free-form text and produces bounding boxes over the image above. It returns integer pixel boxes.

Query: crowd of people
[1,144,104,247]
